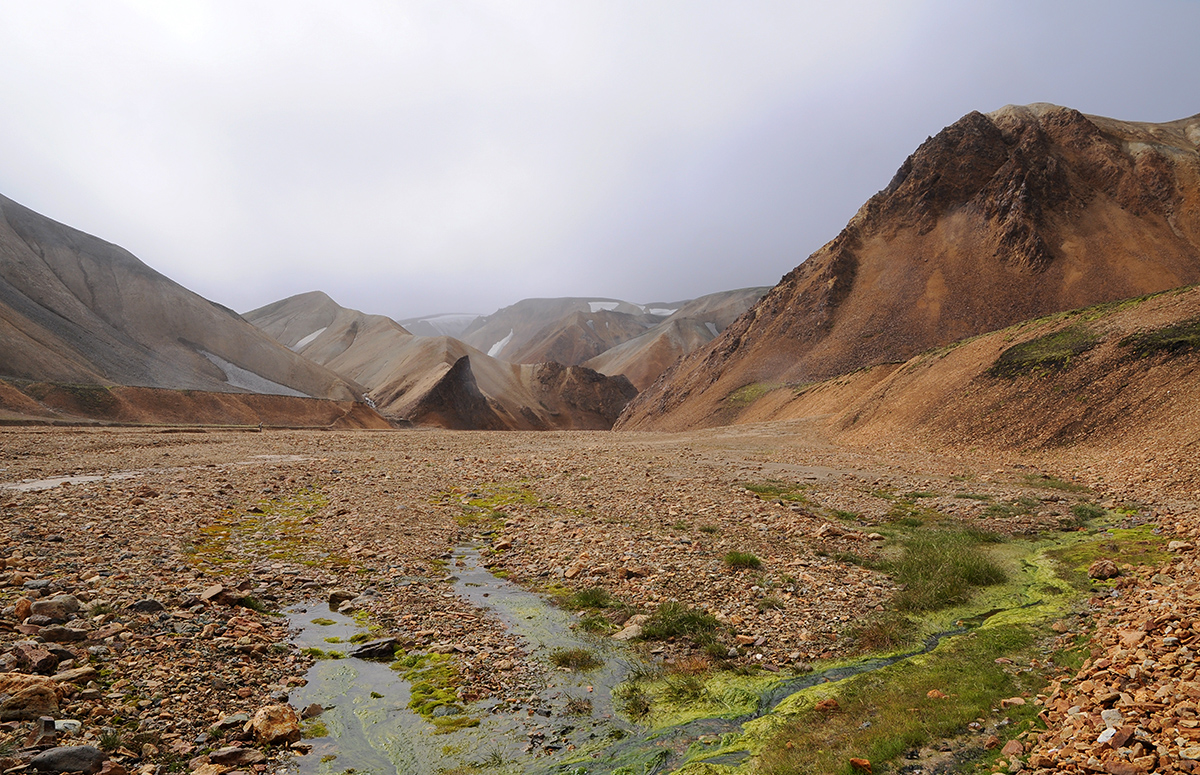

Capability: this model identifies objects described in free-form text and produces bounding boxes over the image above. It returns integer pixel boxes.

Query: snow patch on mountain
[200,351,309,397]
[589,301,620,313]
[488,329,515,357]
[293,327,327,350]
[649,308,677,316]
[705,321,719,337]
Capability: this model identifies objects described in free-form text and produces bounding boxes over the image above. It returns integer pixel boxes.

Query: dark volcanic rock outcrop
[405,355,507,430]
[619,104,1200,430]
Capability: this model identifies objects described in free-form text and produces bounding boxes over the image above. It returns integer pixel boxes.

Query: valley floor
[0,424,1196,774]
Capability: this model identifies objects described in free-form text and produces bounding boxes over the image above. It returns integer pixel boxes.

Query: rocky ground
[0,424,1194,774]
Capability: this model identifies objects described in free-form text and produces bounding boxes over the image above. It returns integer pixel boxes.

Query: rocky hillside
[246,293,637,430]
[679,283,1200,500]
[0,194,364,403]
[585,287,767,389]
[433,289,765,392]
[619,104,1200,430]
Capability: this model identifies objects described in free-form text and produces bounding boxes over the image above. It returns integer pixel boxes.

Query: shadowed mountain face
[246,293,637,430]
[618,104,1200,430]
[0,194,363,402]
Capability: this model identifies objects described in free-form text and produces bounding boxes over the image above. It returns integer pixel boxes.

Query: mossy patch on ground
[442,482,547,529]
[183,486,347,573]
[1047,524,1171,589]
[392,651,477,732]
[1119,317,1200,358]
[726,382,780,407]
[751,622,1046,775]
[741,480,810,505]
[988,324,1100,378]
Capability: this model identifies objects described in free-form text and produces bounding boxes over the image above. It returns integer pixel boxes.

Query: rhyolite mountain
[584,287,768,390]
[246,293,637,430]
[0,193,366,403]
[618,103,1200,430]
[451,289,765,389]
[459,297,677,361]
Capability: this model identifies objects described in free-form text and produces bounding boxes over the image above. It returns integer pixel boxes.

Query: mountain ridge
[0,193,367,403]
[618,103,1200,430]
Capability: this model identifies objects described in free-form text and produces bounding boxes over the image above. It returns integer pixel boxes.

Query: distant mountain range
[244,287,765,428]
[6,102,1198,439]
[245,292,638,430]
[0,184,759,429]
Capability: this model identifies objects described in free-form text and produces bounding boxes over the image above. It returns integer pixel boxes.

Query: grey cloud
[0,0,1197,320]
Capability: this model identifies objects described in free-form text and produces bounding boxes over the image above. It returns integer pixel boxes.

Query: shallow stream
[286,545,1042,775]
[286,546,644,774]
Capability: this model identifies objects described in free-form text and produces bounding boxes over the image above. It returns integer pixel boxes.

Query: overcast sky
[1,1,1198,320]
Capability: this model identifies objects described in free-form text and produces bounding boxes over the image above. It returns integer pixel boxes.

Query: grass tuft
[549,647,603,671]
[723,551,763,570]
[640,601,722,647]
[889,532,1007,613]
[563,587,619,610]
[852,613,916,653]
[614,683,652,721]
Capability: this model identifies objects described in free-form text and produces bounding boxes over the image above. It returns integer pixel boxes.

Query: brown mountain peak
[619,104,1200,431]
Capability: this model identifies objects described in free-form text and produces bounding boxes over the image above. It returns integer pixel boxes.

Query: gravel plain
[0,424,1193,774]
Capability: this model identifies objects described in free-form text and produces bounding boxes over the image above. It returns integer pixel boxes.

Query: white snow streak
[293,327,327,350]
[488,329,515,357]
[200,351,309,397]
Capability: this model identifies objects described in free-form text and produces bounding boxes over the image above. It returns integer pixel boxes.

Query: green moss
[391,651,475,728]
[301,719,329,739]
[301,647,345,660]
[742,480,809,504]
[446,482,547,528]
[727,382,779,406]
[753,622,1045,775]
[1120,317,1200,358]
[184,487,344,573]
[988,324,1100,378]
[431,715,480,734]
[1047,525,1171,589]
[311,617,337,626]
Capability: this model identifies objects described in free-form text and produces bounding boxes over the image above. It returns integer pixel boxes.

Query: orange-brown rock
[619,104,1200,431]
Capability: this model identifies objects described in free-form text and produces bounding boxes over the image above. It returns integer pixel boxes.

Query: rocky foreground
[0,425,1196,774]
